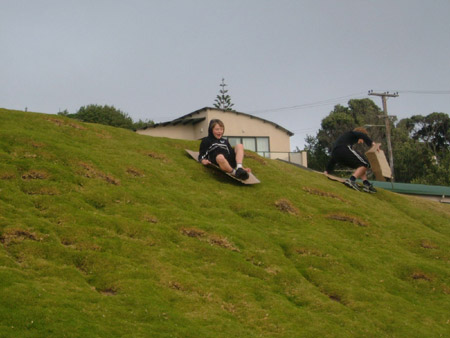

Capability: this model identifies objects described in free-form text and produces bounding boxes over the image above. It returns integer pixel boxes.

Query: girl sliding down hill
[198,119,251,180]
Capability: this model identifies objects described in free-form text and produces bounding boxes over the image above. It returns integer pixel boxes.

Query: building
[137,107,307,166]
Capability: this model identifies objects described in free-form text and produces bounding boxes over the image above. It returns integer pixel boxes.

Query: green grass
[1,108,449,337]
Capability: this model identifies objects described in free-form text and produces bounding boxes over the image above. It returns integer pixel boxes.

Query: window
[226,136,270,157]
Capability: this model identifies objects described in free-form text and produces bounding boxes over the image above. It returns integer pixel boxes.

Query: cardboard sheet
[365,145,392,181]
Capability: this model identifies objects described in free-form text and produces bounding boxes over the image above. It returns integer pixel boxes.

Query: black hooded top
[325,130,374,173]
[331,130,373,151]
[198,121,235,162]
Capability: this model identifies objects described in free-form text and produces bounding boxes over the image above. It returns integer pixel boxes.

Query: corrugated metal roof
[160,117,205,126]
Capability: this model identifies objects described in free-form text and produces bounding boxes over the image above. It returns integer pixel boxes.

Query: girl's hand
[201,159,211,165]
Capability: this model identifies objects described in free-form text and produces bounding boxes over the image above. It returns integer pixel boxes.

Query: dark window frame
[224,136,270,157]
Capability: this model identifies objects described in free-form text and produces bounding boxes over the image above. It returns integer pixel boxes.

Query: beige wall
[137,122,198,140]
[136,108,291,152]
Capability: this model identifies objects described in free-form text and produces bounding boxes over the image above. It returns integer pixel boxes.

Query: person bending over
[324,127,380,193]
[198,119,251,180]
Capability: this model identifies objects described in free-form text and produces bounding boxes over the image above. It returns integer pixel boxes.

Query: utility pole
[368,90,398,181]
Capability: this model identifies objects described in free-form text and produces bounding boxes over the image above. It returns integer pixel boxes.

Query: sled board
[185,149,260,184]
[324,173,364,191]
[324,172,346,183]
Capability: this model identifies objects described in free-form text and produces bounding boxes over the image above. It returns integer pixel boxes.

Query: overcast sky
[1,0,449,150]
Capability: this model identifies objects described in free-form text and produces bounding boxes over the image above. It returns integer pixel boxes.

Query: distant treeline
[58,104,154,131]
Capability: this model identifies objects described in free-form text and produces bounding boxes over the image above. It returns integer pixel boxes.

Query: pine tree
[213,78,235,111]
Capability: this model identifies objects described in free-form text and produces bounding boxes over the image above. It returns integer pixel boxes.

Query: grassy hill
[1,108,449,337]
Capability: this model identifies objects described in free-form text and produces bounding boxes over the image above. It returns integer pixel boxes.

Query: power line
[247,89,450,116]
[247,92,367,115]
[382,90,450,95]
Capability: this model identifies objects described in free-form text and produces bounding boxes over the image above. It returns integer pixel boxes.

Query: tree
[131,118,154,131]
[400,113,450,163]
[61,104,154,131]
[303,135,329,171]
[394,113,450,185]
[213,78,235,111]
[390,126,433,183]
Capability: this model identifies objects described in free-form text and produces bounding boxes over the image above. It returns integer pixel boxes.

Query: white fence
[259,151,308,167]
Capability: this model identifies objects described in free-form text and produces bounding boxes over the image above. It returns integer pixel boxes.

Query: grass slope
[0,108,449,337]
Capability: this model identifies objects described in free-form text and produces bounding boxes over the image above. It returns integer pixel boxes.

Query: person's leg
[352,166,368,180]
[215,154,233,173]
[351,166,377,192]
[234,143,244,166]
[233,144,250,179]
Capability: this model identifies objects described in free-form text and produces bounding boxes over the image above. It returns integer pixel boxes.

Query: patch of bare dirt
[295,247,327,257]
[181,227,205,238]
[98,287,118,296]
[420,239,439,249]
[0,229,44,247]
[208,235,240,252]
[326,213,369,227]
[126,167,145,177]
[0,172,16,180]
[60,238,102,251]
[327,293,343,303]
[21,170,49,180]
[303,187,347,203]
[169,281,184,291]
[275,199,299,216]
[79,162,120,185]
[143,214,158,223]
[145,151,169,162]
[104,174,120,185]
[411,271,433,281]
[180,227,240,252]
[23,186,60,195]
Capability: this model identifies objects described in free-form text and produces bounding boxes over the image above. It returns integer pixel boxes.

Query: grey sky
[1,0,449,150]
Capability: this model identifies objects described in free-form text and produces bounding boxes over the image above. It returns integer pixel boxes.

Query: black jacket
[331,131,373,151]
[325,131,373,173]
[198,125,234,162]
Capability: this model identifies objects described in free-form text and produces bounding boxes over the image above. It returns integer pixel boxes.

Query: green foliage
[1,108,450,337]
[400,112,450,160]
[391,127,433,183]
[303,135,328,171]
[61,104,154,131]
[213,78,235,111]
[394,113,450,184]
[411,153,450,186]
[131,118,155,131]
